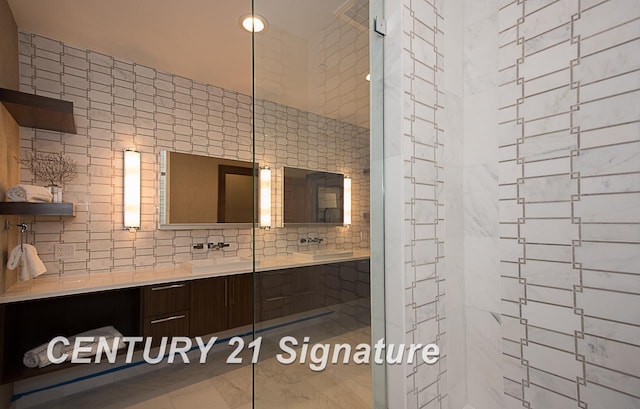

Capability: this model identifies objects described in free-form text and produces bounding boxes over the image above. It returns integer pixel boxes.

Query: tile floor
[29,305,372,409]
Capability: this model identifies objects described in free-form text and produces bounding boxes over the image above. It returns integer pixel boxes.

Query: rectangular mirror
[283,167,344,225]
[159,151,257,229]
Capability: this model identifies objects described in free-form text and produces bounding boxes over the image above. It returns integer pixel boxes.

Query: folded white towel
[6,184,52,203]
[23,340,65,368]
[7,244,47,280]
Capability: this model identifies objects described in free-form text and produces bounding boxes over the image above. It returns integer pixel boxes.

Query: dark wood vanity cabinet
[254,260,370,322]
[188,273,253,337]
[140,274,254,340]
[0,259,369,383]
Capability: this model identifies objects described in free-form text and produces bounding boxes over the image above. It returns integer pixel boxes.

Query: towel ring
[17,223,29,252]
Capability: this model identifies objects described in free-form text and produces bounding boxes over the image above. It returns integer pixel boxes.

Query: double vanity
[0,250,370,384]
[0,148,368,384]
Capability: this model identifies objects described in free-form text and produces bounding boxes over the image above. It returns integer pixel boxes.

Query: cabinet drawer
[142,282,190,317]
[143,310,190,346]
[257,296,291,322]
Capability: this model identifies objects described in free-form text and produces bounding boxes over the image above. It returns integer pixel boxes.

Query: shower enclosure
[250,0,385,407]
[2,0,386,407]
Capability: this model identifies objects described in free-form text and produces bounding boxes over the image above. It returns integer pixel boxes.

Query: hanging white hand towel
[24,244,47,279]
[6,184,53,203]
[7,244,47,280]
[7,245,29,281]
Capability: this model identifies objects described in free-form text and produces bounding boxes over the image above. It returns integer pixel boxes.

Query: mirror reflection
[159,151,257,226]
[283,167,344,225]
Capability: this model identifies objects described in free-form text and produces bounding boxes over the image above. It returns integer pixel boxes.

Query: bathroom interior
[0,0,639,409]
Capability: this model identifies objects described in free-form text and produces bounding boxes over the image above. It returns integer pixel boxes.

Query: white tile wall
[383,0,449,407]
[497,2,640,409]
[17,32,369,277]
[393,1,640,409]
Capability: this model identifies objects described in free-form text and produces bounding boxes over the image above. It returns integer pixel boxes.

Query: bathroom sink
[182,256,258,274]
[292,250,354,261]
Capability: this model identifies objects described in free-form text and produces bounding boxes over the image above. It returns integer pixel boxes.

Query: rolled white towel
[23,340,65,368]
[6,184,53,203]
[64,326,125,358]
[23,326,125,368]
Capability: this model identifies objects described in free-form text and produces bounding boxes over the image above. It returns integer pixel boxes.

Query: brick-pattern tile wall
[17,32,369,277]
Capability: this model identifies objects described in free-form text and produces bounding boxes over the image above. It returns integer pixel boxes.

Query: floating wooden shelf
[0,202,75,216]
[0,88,76,134]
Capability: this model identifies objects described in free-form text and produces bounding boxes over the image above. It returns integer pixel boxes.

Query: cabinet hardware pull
[150,314,186,324]
[150,284,185,291]
[266,296,285,302]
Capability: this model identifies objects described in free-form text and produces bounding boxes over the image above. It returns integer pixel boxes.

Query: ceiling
[7,0,370,127]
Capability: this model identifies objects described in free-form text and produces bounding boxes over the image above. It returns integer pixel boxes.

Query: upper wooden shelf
[0,202,75,216]
[0,88,76,134]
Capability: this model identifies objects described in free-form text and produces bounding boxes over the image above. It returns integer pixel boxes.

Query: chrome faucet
[300,237,324,244]
[208,242,230,250]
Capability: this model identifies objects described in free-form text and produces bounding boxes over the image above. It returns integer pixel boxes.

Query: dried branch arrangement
[19,152,78,186]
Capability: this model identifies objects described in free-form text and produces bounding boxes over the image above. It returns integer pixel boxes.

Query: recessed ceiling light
[240,14,268,33]
[365,73,371,82]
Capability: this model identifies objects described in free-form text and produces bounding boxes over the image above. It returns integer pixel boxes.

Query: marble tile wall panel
[401,0,448,406]
[498,1,640,408]
[382,0,451,407]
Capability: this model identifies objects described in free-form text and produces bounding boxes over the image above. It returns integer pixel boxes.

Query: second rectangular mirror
[283,167,345,225]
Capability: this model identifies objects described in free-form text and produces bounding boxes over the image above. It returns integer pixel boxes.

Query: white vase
[47,185,63,203]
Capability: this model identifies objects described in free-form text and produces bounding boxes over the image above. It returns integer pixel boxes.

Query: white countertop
[0,250,370,304]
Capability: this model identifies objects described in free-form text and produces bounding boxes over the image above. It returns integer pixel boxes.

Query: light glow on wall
[123,149,141,231]
[240,15,267,33]
[343,176,351,227]
[260,167,271,229]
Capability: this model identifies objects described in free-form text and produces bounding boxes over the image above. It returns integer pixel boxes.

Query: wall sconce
[343,176,351,227]
[123,149,141,231]
[259,166,271,229]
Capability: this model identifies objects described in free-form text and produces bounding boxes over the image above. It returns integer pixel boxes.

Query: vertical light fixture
[343,176,352,227]
[259,166,271,229]
[123,149,141,231]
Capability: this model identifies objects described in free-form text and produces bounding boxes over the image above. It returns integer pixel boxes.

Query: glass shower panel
[251,0,377,407]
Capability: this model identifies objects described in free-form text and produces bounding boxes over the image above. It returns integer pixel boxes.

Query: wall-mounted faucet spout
[208,242,230,250]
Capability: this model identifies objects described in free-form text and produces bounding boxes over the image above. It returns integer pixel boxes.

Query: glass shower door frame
[369,0,387,407]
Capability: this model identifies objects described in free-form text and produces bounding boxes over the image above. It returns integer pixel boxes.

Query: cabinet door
[190,277,228,337]
[229,274,253,328]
